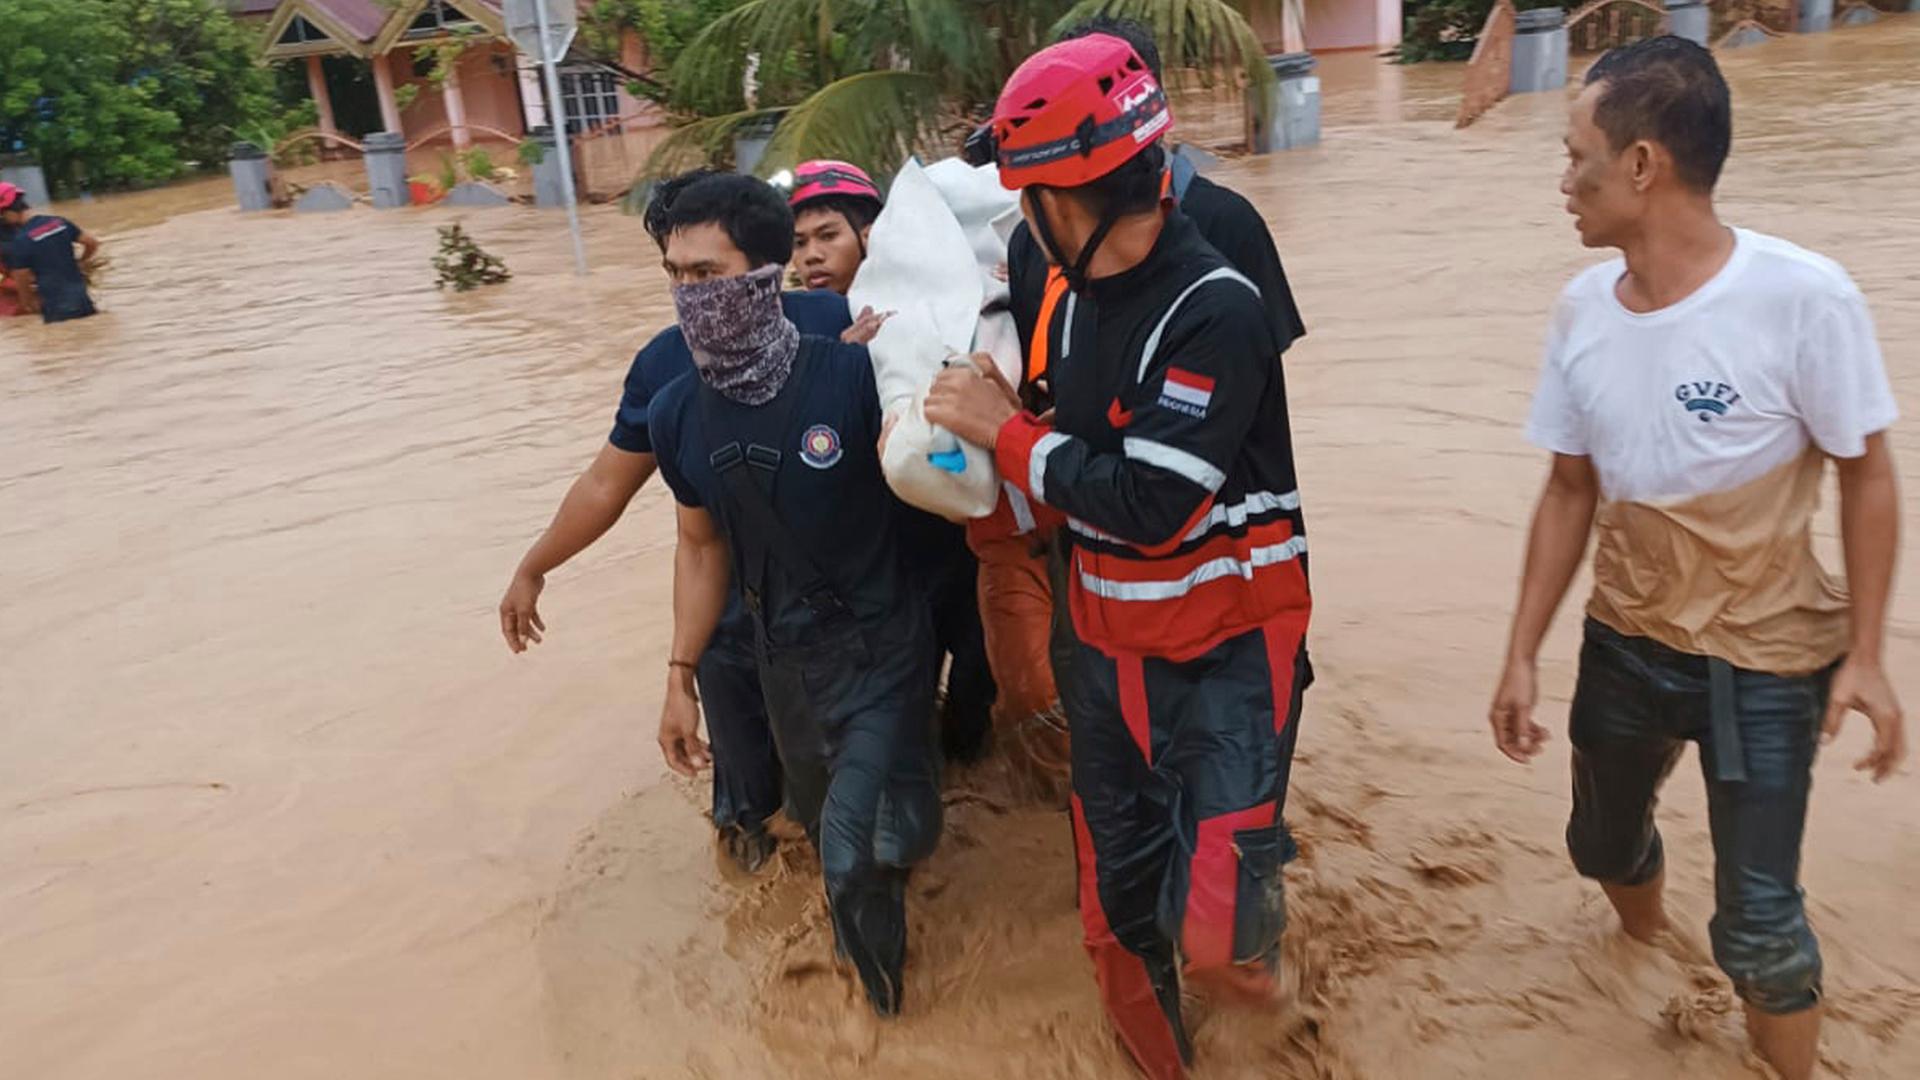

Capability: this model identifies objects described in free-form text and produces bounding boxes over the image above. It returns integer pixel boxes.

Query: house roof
[257,0,601,60]
[368,0,507,54]
[257,0,388,58]
[309,0,390,42]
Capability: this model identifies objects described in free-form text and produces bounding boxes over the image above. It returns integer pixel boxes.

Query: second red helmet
[990,33,1173,191]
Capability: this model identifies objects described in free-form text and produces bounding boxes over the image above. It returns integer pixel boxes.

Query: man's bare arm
[11,269,38,314]
[1825,432,1906,781]
[659,503,730,777]
[1490,453,1600,762]
[499,442,657,652]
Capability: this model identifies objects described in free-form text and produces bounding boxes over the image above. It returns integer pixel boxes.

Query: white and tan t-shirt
[1527,227,1898,675]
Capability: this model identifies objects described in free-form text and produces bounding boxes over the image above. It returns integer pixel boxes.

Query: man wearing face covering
[649,174,943,1017]
[499,170,852,877]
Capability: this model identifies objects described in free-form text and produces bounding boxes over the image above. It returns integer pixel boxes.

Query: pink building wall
[1378,0,1404,48]
[393,42,527,145]
[1304,0,1402,50]
[1243,0,1402,52]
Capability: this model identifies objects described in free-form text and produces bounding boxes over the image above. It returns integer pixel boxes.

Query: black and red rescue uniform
[992,209,1312,1078]
[984,160,1306,548]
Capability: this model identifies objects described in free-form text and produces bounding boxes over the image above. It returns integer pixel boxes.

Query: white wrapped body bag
[847,159,1022,521]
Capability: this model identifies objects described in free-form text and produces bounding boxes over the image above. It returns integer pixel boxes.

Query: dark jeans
[1568,617,1831,1014]
[927,550,995,762]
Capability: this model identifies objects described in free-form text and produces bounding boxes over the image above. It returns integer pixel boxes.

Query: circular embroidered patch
[799,423,843,469]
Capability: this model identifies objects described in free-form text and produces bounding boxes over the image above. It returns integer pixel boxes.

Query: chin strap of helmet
[1032,191,1121,295]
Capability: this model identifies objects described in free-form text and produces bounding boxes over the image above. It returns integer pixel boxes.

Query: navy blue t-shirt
[5,215,95,324]
[609,289,851,454]
[610,289,848,657]
[650,336,909,652]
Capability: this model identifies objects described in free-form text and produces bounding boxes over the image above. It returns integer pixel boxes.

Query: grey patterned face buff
[672,264,799,406]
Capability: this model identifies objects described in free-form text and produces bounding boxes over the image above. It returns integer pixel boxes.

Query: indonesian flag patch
[1157,367,1214,418]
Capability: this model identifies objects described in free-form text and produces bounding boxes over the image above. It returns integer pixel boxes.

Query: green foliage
[461,148,499,181]
[759,71,946,179]
[637,109,775,186]
[395,83,424,113]
[1051,0,1276,124]
[585,0,745,75]
[432,223,512,291]
[0,0,291,194]
[639,0,1272,188]
[646,0,1076,183]
[420,25,487,88]
[235,98,321,167]
[516,138,547,168]
[0,0,182,192]
[114,0,281,166]
[430,147,506,189]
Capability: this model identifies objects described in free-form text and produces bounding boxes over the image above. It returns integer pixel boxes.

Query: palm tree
[639,0,1281,184]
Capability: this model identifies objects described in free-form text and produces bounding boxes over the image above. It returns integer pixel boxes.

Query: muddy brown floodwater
[3,21,1918,1080]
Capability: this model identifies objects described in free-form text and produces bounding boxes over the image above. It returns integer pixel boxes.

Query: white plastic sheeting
[848,158,1023,521]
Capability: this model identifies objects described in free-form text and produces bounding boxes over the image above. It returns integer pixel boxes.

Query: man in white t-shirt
[1487,37,1905,1080]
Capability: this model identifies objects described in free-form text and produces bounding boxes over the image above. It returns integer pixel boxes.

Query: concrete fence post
[733,114,781,176]
[229,142,274,213]
[0,154,52,209]
[528,126,569,209]
[1510,8,1568,95]
[1798,0,1834,31]
[1250,53,1322,154]
[363,132,410,209]
[1665,0,1711,45]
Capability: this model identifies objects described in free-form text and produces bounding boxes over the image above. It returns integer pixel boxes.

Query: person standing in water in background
[1,183,101,324]
[1489,38,1905,1080]
[650,173,942,1016]
[786,158,1000,764]
[499,169,853,874]
[0,184,21,319]
[929,35,1312,1079]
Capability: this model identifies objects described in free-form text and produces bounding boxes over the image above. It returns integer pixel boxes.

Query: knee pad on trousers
[1711,904,1823,1014]
[1566,821,1665,886]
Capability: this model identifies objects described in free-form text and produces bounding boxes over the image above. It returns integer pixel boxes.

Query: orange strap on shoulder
[1027,268,1069,386]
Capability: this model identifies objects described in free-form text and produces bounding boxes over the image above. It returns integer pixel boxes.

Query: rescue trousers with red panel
[1061,614,1310,1079]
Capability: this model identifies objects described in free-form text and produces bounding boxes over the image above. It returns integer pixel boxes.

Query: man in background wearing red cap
[927,34,1313,1080]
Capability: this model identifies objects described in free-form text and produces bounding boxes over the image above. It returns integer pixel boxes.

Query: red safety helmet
[0,182,22,211]
[788,160,882,210]
[990,33,1172,191]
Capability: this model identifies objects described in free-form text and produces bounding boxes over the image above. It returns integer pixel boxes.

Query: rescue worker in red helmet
[926,34,1313,1079]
